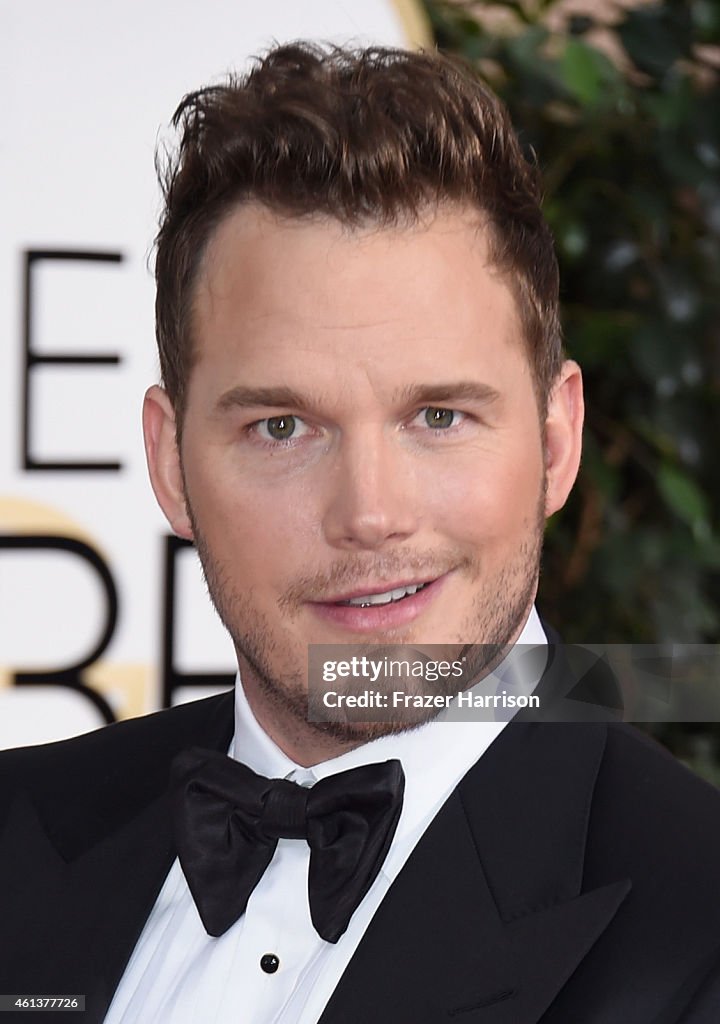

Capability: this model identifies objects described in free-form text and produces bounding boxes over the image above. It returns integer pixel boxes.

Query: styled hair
[154,41,563,429]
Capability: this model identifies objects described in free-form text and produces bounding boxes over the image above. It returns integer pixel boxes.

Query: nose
[322,428,420,550]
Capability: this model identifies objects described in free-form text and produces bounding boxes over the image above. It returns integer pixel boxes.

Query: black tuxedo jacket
[2,674,720,1023]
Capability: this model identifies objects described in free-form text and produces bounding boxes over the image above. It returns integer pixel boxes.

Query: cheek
[421,447,543,539]
[189,458,319,568]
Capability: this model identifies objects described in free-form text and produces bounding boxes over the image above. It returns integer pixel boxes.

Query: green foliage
[423,0,720,651]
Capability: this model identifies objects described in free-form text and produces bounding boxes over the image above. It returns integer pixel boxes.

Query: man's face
[145,204,582,756]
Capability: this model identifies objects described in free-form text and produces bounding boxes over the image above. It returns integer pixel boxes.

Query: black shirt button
[260,953,280,974]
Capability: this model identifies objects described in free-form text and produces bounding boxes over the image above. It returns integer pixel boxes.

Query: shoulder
[593,721,720,841]
[0,690,235,819]
[585,723,720,938]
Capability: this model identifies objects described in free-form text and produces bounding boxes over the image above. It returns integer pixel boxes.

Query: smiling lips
[309,575,447,631]
[337,581,430,607]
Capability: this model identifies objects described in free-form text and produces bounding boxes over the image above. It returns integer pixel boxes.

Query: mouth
[332,580,432,607]
[308,574,448,632]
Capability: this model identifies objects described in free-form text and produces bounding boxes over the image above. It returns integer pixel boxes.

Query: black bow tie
[171,747,405,943]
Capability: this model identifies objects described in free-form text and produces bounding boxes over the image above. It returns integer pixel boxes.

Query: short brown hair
[154,41,562,428]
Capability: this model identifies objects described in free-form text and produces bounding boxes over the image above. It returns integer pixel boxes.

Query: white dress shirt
[105,609,547,1024]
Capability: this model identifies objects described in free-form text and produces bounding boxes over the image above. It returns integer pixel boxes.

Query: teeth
[342,583,426,607]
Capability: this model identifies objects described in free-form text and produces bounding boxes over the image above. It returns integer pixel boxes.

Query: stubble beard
[185,488,546,749]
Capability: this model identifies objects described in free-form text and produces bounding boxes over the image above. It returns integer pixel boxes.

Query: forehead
[189,202,531,402]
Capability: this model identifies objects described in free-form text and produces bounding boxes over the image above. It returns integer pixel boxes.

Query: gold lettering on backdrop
[0,496,149,720]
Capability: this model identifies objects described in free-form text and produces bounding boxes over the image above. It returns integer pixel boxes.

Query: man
[2,42,720,1024]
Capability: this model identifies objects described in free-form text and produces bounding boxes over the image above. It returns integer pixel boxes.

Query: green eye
[424,407,456,429]
[265,415,296,439]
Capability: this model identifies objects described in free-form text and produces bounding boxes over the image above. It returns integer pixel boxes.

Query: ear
[543,360,584,518]
[142,385,194,540]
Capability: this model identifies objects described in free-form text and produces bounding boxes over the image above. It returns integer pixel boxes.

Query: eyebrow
[392,381,501,406]
[214,380,501,415]
[215,385,316,414]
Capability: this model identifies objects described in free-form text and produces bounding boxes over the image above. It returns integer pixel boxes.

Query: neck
[236,659,364,767]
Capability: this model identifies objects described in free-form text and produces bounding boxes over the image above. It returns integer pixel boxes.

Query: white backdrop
[0,0,430,747]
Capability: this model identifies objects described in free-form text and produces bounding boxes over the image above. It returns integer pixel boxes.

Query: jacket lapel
[0,691,235,1024]
[319,720,631,1024]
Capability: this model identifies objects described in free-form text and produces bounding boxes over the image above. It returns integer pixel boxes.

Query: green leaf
[560,39,607,106]
[657,464,710,528]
